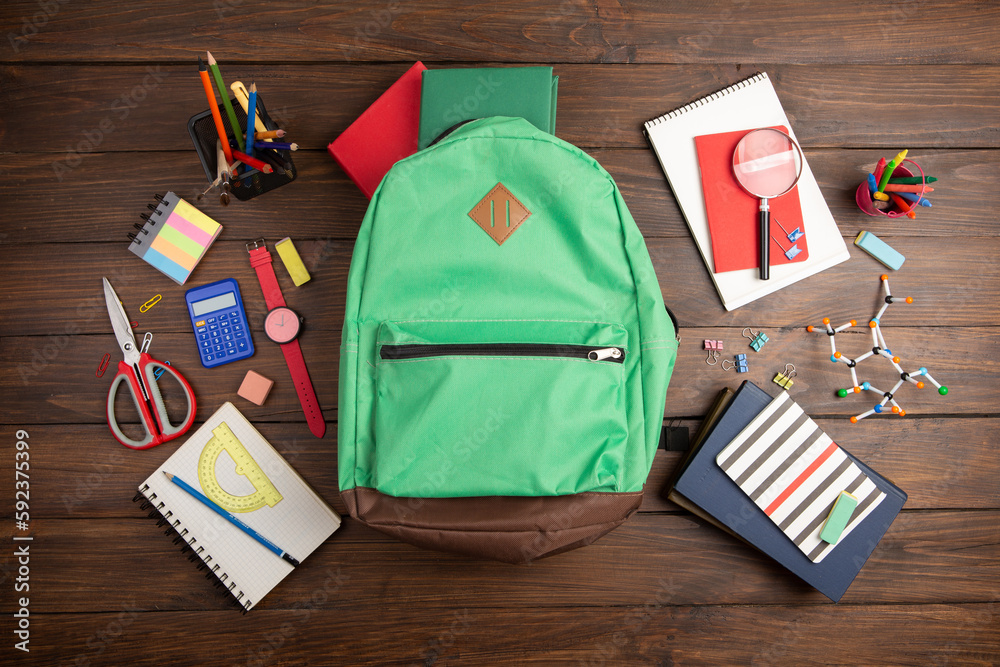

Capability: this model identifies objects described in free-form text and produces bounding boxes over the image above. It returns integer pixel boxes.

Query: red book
[695,126,809,273]
[328,62,427,199]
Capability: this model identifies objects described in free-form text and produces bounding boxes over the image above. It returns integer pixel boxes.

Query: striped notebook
[716,392,886,563]
[129,192,223,284]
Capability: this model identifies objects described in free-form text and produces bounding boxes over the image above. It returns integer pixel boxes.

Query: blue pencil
[244,82,257,159]
[163,471,299,566]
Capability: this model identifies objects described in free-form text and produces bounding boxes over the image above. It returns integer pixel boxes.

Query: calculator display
[191,292,237,317]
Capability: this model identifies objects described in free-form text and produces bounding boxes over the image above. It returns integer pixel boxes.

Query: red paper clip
[96,353,111,377]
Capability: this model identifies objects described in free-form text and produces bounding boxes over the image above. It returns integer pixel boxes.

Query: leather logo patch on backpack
[469,183,531,245]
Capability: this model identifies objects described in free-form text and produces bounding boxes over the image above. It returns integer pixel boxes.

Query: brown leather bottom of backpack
[342,487,643,564]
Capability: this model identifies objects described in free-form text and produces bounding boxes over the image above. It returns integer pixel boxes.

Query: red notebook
[328,62,427,199]
[695,127,809,273]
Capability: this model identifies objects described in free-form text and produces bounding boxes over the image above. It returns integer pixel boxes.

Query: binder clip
[723,354,749,373]
[744,327,769,351]
[704,339,724,351]
[705,349,720,365]
[773,363,797,390]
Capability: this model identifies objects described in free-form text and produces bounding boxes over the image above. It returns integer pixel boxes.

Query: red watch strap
[248,241,325,438]
[280,339,326,439]
[249,246,286,310]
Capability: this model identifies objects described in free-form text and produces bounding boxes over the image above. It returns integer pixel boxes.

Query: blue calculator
[184,278,254,368]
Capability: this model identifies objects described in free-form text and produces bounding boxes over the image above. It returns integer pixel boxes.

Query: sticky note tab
[275,237,311,286]
[820,490,860,544]
[855,231,905,270]
[238,370,274,406]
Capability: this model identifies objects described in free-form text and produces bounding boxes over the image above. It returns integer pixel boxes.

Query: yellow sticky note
[275,237,311,286]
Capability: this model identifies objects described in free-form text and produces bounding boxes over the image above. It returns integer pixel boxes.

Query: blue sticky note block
[855,231,905,270]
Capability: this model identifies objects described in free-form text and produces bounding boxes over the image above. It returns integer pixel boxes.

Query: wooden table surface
[1,1,998,664]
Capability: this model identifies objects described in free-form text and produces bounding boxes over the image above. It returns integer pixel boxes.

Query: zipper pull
[588,347,622,362]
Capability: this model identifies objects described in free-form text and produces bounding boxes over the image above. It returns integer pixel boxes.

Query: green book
[418,66,558,149]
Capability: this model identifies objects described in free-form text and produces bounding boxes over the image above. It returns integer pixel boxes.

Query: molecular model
[807,275,948,423]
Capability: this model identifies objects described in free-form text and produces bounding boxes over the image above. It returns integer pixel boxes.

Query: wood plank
[0,237,998,336]
[0,325,994,423]
[6,605,999,666]
[2,64,998,152]
[1,148,995,245]
[2,0,998,64]
[2,417,997,519]
[2,511,997,612]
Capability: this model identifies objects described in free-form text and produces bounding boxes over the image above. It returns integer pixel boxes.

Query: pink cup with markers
[856,158,927,218]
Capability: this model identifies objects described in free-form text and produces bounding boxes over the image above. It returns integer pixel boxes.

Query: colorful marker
[873,157,887,184]
[883,184,934,194]
[877,149,908,193]
[232,150,273,174]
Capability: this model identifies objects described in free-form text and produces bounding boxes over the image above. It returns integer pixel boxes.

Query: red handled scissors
[103,278,197,449]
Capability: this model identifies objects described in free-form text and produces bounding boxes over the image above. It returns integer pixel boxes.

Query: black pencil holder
[187,94,296,202]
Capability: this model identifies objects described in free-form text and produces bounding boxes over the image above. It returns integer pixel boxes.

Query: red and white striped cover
[716,392,886,563]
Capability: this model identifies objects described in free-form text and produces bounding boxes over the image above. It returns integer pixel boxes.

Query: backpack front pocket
[373,320,630,498]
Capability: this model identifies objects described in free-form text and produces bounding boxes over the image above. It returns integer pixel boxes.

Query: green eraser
[855,231,905,270]
[820,490,859,544]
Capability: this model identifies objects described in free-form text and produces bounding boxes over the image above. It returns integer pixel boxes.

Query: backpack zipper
[379,343,625,363]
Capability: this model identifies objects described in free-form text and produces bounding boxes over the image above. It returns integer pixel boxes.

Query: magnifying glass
[732,128,804,280]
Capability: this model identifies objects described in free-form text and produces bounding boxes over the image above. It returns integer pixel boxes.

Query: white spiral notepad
[644,72,849,311]
[136,402,340,611]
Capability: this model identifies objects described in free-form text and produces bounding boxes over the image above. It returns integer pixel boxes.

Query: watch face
[264,307,300,344]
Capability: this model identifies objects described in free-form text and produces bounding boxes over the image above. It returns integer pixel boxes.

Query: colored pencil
[230,81,271,141]
[206,51,242,145]
[255,129,285,140]
[256,149,286,175]
[232,150,273,173]
[199,58,233,164]
[253,141,297,151]
[163,472,298,566]
[244,82,257,158]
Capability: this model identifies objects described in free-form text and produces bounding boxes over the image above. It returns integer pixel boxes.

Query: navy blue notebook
[671,381,906,602]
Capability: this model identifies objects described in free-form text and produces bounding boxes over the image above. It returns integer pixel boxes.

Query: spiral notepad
[129,192,223,284]
[134,402,340,611]
[644,72,849,311]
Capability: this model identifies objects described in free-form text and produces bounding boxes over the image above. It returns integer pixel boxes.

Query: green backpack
[339,117,678,563]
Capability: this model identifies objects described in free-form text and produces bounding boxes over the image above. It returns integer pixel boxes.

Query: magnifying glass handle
[759,198,770,280]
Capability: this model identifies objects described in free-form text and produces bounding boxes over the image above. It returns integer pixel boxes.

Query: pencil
[232,150,273,173]
[255,129,285,140]
[253,141,297,151]
[206,51,242,146]
[163,472,298,566]
[199,57,233,164]
[244,82,257,159]
[231,81,271,141]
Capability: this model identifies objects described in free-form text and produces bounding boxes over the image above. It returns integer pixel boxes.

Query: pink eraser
[238,370,274,406]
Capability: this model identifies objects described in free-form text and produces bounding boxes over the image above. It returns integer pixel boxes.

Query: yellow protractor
[198,422,282,513]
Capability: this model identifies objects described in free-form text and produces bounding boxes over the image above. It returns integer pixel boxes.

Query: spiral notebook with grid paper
[643,72,849,311]
[135,402,340,611]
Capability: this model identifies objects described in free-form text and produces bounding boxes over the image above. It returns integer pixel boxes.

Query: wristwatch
[246,238,326,438]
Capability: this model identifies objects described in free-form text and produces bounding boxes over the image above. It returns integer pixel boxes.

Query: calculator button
[226,348,237,356]
[230,311,239,318]
[214,344,223,352]
[234,330,245,339]
[225,341,235,349]
[218,312,230,321]
[198,333,209,341]
[233,322,244,332]
[195,320,206,327]
[204,353,214,362]
[209,325,219,333]
[221,326,232,335]
[237,340,249,352]
[200,340,211,349]
[223,334,233,343]
[197,326,207,334]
